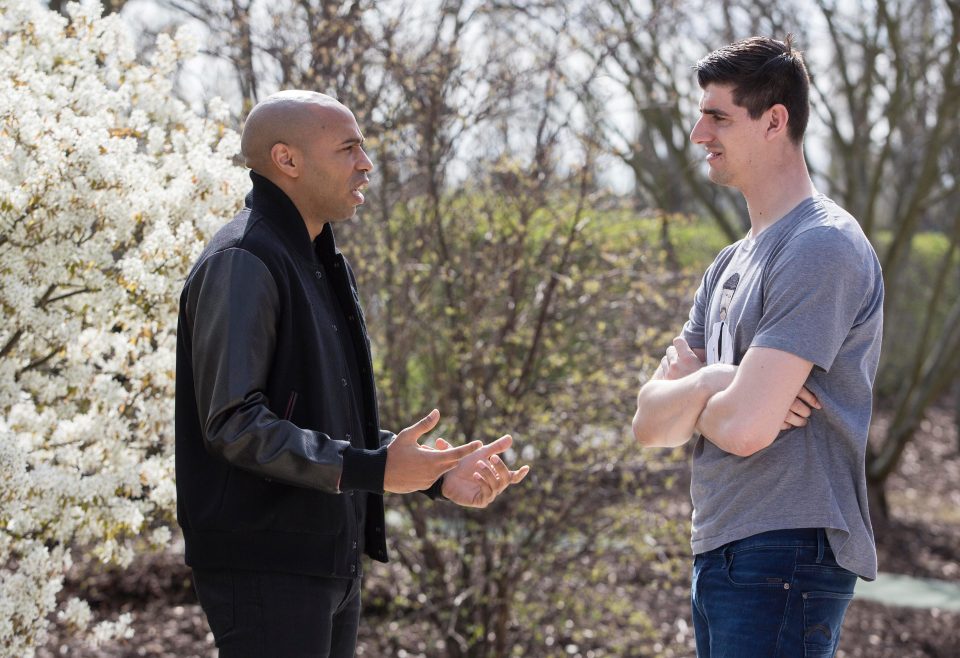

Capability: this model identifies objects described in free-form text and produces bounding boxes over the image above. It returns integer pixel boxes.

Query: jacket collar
[245,170,341,263]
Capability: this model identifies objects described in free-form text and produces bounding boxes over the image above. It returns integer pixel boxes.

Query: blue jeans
[691,528,857,658]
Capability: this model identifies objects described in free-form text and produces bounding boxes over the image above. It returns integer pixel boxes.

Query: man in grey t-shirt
[632,37,883,658]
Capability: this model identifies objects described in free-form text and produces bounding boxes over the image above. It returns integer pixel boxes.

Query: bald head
[240,90,353,173]
[237,90,372,238]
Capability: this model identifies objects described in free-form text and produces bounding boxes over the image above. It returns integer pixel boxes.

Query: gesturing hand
[780,386,822,431]
[383,410,482,494]
[436,434,530,508]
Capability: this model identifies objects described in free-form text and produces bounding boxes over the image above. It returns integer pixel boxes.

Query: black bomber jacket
[175,172,426,576]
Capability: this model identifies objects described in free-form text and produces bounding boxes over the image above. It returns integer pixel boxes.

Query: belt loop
[816,528,825,563]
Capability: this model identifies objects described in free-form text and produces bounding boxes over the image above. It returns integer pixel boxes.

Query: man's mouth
[351,180,368,204]
[706,149,722,163]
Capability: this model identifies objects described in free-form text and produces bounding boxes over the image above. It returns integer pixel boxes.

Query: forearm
[695,347,815,457]
[696,387,788,457]
[696,390,750,455]
[633,365,735,447]
[204,396,353,491]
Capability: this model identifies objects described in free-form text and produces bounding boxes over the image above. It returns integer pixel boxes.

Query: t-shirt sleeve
[681,275,708,350]
[751,227,875,372]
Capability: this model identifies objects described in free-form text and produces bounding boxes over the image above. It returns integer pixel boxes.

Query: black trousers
[192,569,362,658]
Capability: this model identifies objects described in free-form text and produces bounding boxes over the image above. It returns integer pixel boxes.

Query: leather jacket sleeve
[184,247,349,493]
[378,430,396,447]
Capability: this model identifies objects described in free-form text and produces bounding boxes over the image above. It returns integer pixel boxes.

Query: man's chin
[707,169,734,187]
[329,208,360,224]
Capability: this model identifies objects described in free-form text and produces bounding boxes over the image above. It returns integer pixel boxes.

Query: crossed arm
[632,338,820,456]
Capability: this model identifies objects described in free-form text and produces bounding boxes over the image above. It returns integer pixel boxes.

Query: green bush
[872,232,959,399]
[343,188,706,657]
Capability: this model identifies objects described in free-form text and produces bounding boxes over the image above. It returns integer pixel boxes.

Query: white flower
[58,597,93,632]
[0,0,246,651]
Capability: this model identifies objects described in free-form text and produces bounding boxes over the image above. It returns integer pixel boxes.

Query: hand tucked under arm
[696,346,816,457]
[633,361,737,448]
[780,386,822,431]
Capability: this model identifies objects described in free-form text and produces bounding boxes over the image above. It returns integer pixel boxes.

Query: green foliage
[346,184,707,657]
[660,216,731,270]
[873,231,960,399]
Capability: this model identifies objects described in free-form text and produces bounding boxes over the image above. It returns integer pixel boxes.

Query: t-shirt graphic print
[706,273,739,365]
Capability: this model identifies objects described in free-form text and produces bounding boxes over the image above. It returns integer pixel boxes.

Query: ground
[39,408,960,657]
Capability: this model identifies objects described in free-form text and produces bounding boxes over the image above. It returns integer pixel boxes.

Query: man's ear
[271,142,300,179]
[765,104,790,141]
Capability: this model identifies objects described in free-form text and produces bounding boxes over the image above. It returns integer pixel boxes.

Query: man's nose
[358,148,373,172]
[690,116,708,144]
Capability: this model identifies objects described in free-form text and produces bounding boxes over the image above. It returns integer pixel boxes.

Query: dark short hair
[695,35,810,144]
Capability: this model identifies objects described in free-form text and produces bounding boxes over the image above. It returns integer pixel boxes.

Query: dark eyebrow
[701,108,730,119]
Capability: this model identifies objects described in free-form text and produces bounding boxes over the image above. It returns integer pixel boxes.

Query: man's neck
[741,155,816,238]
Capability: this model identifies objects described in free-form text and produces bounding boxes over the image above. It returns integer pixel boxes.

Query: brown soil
[39,408,960,657]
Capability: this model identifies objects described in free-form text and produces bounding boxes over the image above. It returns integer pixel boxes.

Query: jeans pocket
[801,590,854,657]
[193,570,236,642]
[724,546,796,588]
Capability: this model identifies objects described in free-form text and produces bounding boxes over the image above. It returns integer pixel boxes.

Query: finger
[781,421,791,431]
[489,454,511,486]
[673,336,694,355]
[474,462,501,489]
[783,411,809,428]
[796,386,821,409]
[509,465,530,483]
[665,345,678,361]
[435,439,483,464]
[478,434,513,457]
[475,459,499,480]
[472,472,496,505]
[435,437,451,450]
[399,409,440,444]
[789,399,812,418]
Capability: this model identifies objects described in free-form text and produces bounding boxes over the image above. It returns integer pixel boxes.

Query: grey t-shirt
[681,195,884,580]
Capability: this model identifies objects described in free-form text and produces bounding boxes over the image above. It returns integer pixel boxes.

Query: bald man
[175,91,528,657]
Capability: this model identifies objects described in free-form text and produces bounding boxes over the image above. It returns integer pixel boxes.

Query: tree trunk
[867,477,890,537]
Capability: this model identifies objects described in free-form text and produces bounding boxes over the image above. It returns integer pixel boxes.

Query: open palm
[436,435,530,508]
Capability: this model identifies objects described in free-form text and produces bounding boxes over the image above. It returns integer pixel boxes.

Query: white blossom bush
[0,1,246,653]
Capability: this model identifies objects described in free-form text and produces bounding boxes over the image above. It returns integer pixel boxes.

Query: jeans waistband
[722,527,828,553]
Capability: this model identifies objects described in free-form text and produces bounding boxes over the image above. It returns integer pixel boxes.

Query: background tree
[806,0,960,521]
[143,1,708,654]
[581,0,744,241]
[341,3,700,655]
[0,2,245,653]
[136,0,959,651]
[583,0,960,523]
[11,0,959,654]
